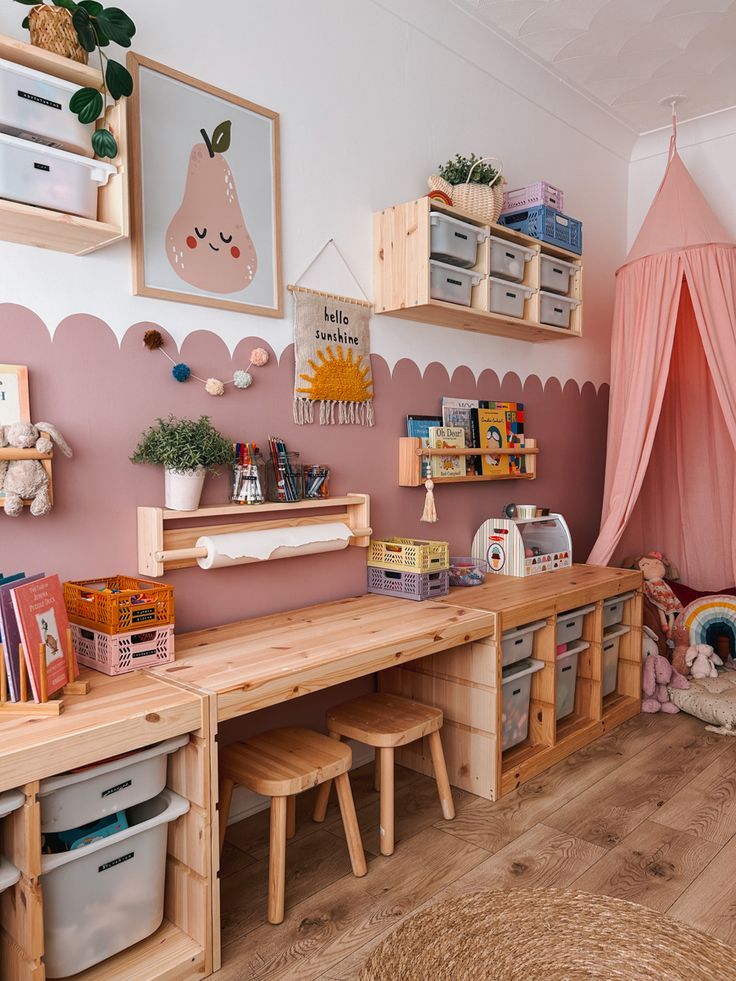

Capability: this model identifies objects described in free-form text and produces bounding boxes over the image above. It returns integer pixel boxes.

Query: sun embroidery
[297,345,373,402]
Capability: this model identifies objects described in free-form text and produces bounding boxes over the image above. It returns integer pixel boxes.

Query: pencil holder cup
[231,452,266,505]
[304,465,330,499]
[266,453,304,503]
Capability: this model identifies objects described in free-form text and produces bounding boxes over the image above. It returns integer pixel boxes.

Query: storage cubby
[375,196,583,342]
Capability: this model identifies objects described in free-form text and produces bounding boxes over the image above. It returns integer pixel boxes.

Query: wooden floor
[217,711,736,979]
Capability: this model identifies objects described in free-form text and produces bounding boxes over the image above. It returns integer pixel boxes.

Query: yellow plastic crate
[367,537,449,574]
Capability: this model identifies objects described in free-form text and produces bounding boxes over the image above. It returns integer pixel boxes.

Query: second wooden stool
[313,692,455,856]
[219,726,367,924]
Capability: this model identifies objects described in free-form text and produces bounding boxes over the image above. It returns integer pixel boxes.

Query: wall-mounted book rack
[399,437,538,486]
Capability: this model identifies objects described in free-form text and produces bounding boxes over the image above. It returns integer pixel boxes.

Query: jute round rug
[358,888,736,980]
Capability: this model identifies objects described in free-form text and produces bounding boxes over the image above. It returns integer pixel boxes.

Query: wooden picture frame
[127,53,283,318]
[0,364,30,426]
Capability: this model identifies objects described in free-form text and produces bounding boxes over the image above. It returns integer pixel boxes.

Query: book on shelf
[10,574,72,702]
[441,398,481,475]
[406,415,442,479]
[428,426,466,478]
[476,406,512,477]
[0,572,39,701]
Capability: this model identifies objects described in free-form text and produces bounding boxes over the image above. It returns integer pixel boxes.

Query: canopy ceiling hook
[659,95,686,160]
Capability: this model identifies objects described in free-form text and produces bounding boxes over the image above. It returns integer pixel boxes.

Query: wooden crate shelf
[399,437,537,486]
[374,197,582,342]
[0,33,128,256]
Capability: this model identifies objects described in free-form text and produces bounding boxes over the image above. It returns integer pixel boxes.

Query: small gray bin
[430,211,487,268]
[430,259,483,306]
[603,592,635,629]
[540,254,577,295]
[488,275,535,319]
[556,640,589,719]
[501,658,544,751]
[489,235,535,283]
[602,625,629,696]
[556,604,595,646]
[501,619,546,668]
[539,290,581,329]
[0,789,24,896]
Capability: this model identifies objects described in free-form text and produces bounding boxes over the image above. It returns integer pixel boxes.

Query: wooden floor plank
[669,833,736,944]
[651,743,736,846]
[573,819,719,912]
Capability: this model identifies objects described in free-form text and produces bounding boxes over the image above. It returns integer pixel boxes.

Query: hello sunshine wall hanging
[289,241,374,426]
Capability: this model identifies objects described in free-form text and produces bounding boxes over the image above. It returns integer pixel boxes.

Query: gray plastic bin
[540,254,576,294]
[430,259,483,306]
[430,211,487,268]
[501,619,546,668]
[501,658,544,751]
[556,640,589,719]
[539,290,581,328]
[0,789,24,895]
[556,604,595,646]
[488,275,535,318]
[602,625,630,696]
[489,235,535,282]
[603,592,635,629]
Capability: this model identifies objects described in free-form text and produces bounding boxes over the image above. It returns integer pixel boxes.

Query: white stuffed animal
[685,643,723,679]
[0,422,72,516]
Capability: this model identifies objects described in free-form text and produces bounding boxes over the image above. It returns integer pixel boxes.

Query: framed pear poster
[128,54,283,317]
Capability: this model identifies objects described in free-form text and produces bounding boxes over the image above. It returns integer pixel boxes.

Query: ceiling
[451,0,736,133]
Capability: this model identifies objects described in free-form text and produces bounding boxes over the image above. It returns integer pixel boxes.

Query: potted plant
[14,0,136,157]
[131,415,234,511]
[428,153,504,223]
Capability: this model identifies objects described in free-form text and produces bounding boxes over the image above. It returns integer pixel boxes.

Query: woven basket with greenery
[429,154,504,224]
[28,5,88,64]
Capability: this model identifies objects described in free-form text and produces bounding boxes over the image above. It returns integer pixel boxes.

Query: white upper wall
[0,0,634,388]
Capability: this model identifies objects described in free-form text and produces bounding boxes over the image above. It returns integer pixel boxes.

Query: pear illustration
[166,121,258,294]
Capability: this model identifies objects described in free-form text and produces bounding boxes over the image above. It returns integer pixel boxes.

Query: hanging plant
[14,0,137,158]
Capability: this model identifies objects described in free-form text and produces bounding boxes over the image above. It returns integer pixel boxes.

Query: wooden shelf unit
[399,436,537,486]
[379,565,642,801]
[374,197,582,342]
[0,437,53,511]
[0,33,129,256]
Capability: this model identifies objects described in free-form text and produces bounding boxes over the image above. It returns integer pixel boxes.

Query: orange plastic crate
[64,575,174,635]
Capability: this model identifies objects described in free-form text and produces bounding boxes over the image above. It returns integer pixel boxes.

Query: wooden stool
[218,726,367,924]
[312,692,455,856]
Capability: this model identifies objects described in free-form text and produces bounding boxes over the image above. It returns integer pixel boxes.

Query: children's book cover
[407,415,442,479]
[11,574,71,701]
[477,407,510,476]
[0,572,41,701]
[428,426,466,478]
[493,401,526,475]
[441,398,480,475]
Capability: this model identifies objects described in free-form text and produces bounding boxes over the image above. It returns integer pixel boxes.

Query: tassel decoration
[421,478,438,523]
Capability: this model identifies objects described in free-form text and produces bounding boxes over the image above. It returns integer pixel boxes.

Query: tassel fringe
[421,478,438,523]
[295,398,374,427]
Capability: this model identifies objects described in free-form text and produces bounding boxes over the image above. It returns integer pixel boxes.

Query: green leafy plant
[131,416,235,473]
[14,0,136,158]
[438,153,498,186]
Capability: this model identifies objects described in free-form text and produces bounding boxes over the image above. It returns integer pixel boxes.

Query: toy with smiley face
[166,121,257,294]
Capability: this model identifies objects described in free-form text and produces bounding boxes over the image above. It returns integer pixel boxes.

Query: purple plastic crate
[367,567,449,602]
[502,182,564,214]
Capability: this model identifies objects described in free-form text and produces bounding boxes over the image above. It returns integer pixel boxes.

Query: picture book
[11,574,71,701]
[477,406,510,477]
[0,572,41,701]
[493,401,526,475]
[428,426,466,479]
[441,398,481,475]
[0,572,26,701]
[406,415,442,479]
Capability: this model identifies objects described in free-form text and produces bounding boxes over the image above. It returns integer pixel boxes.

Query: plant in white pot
[131,415,233,511]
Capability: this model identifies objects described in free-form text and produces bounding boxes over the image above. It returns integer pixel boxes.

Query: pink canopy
[589,142,736,590]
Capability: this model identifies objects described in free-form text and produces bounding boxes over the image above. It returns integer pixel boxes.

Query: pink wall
[1,305,609,637]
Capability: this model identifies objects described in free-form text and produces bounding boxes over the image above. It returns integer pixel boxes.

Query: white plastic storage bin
[489,235,535,283]
[488,276,535,319]
[430,259,483,306]
[539,290,581,329]
[0,788,24,895]
[0,132,116,219]
[430,211,487,268]
[38,734,189,833]
[602,625,630,696]
[556,604,595,646]
[41,788,190,978]
[556,641,589,719]
[501,658,544,751]
[0,57,93,156]
[501,619,546,669]
[603,592,635,629]
[540,254,577,295]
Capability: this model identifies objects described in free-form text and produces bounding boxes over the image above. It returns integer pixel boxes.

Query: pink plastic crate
[71,622,174,675]
[502,182,564,214]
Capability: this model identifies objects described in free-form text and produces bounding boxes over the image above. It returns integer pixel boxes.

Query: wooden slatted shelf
[399,436,537,486]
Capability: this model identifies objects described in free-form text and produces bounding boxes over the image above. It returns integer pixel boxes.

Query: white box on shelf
[430,210,487,268]
[539,290,581,329]
[430,258,483,306]
[489,235,535,282]
[501,619,546,668]
[0,132,116,219]
[501,657,544,751]
[488,275,535,319]
[539,253,577,295]
[0,56,94,156]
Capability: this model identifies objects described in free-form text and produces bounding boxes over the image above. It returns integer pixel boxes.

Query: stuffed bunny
[685,643,723,679]
[0,422,72,516]
[642,653,689,713]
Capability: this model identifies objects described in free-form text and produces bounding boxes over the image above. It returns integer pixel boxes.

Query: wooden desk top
[442,563,642,630]
[0,669,203,793]
[154,593,496,721]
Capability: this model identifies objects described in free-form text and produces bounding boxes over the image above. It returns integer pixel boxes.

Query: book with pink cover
[10,574,72,701]
[0,572,42,701]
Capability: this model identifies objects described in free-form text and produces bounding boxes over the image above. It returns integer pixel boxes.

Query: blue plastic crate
[499,205,582,255]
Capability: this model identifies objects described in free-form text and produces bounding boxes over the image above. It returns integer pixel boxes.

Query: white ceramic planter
[164,467,205,511]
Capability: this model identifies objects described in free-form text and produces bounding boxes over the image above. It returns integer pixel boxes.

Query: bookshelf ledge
[399,437,538,486]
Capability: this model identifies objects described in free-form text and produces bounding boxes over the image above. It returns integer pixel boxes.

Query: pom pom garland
[143,327,269,397]
[205,377,225,396]
[233,370,253,389]
[172,362,191,382]
[143,328,164,350]
[250,347,269,367]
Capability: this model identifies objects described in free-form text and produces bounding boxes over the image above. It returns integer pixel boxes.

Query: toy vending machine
[472,514,572,577]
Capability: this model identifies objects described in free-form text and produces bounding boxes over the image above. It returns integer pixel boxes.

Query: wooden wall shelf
[374,197,582,342]
[399,436,537,486]
[0,34,129,255]
[138,494,372,577]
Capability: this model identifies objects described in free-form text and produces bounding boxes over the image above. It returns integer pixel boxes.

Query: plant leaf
[105,59,133,99]
[53,0,79,9]
[91,127,117,158]
[15,0,40,6]
[78,0,103,12]
[71,7,97,51]
[22,16,29,28]
[211,120,232,155]
[96,7,136,46]
[69,86,104,124]
[92,20,110,46]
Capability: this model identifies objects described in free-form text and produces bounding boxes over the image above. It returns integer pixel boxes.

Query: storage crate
[502,181,564,214]
[556,604,595,646]
[41,789,190,978]
[501,619,546,668]
[499,205,582,255]
[556,642,588,719]
[488,275,535,319]
[0,789,23,896]
[501,658,544,751]
[430,258,483,306]
[38,734,189,833]
[489,235,535,283]
[368,537,450,573]
[64,575,174,634]
[367,567,449,601]
[430,210,487,268]
[603,592,635,629]
[540,254,577,295]
[71,622,175,676]
[539,291,581,329]
[602,625,630,696]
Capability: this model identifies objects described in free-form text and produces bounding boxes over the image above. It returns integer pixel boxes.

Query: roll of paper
[195,522,353,569]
